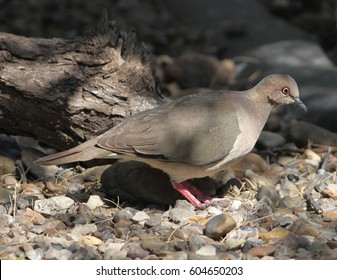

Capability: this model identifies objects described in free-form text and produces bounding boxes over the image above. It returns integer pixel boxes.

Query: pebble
[34,197,75,215]
[140,239,171,255]
[189,235,214,250]
[174,224,203,240]
[11,235,27,244]
[23,243,44,260]
[279,196,306,209]
[123,242,150,259]
[70,224,97,240]
[225,238,246,251]
[204,213,237,240]
[232,226,259,240]
[22,208,46,225]
[195,245,217,256]
[113,207,136,223]
[259,229,290,241]
[244,170,278,190]
[44,220,67,237]
[273,245,296,259]
[247,244,277,257]
[256,186,281,207]
[21,183,45,200]
[2,175,18,188]
[174,199,195,210]
[86,195,104,210]
[242,237,263,253]
[78,235,103,246]
[0,205,6,215]
[144,215,162,227]
[304,149,321,168]
[275,213,298,227]
[44,247,72,260]
[169,207,195,223]
[131,211,150,223]
[280,180,300,197]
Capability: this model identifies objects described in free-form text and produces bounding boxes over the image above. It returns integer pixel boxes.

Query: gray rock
[0,205,6,215]
[113,207,137,223]
[123,242,150,259]
[131,211,150,223]
[169,207,195,223]
[195,245,217,256]
[144,215,162,227]
[242,237,264,253]
[189,235,214,250]
[274,245,296,259]
[174,224,203,240]
[232,226,259,240]
[11,235,27,244]
[44,247,72,260]
[174,199,195,210]
[23,243,44,260]
[280,180,300,197]
[70,224,97,240]
[34,196,75,215]
[140,239,171,255]
[276,214,299,228]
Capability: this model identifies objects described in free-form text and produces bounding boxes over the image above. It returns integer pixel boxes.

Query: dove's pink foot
[171,180,227,209]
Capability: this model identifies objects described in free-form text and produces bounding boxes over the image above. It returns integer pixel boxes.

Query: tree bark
[0,12,165,150]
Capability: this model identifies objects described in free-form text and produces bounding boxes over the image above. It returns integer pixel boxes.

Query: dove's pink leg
[171,181,213,208]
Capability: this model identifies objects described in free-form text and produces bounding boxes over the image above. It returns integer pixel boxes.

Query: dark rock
[204,213,237,240]
[101,161,182,205]
[140,239,171,255]
[288,121,337,147]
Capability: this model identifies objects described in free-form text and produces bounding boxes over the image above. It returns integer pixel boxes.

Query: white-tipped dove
[35,74,306,207]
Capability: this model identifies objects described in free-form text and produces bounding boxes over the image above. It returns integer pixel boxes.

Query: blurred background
[1,0,337,130]
[0,0,335,59]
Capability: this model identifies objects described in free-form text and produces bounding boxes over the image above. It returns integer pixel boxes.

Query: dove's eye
[281,87,290,95]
